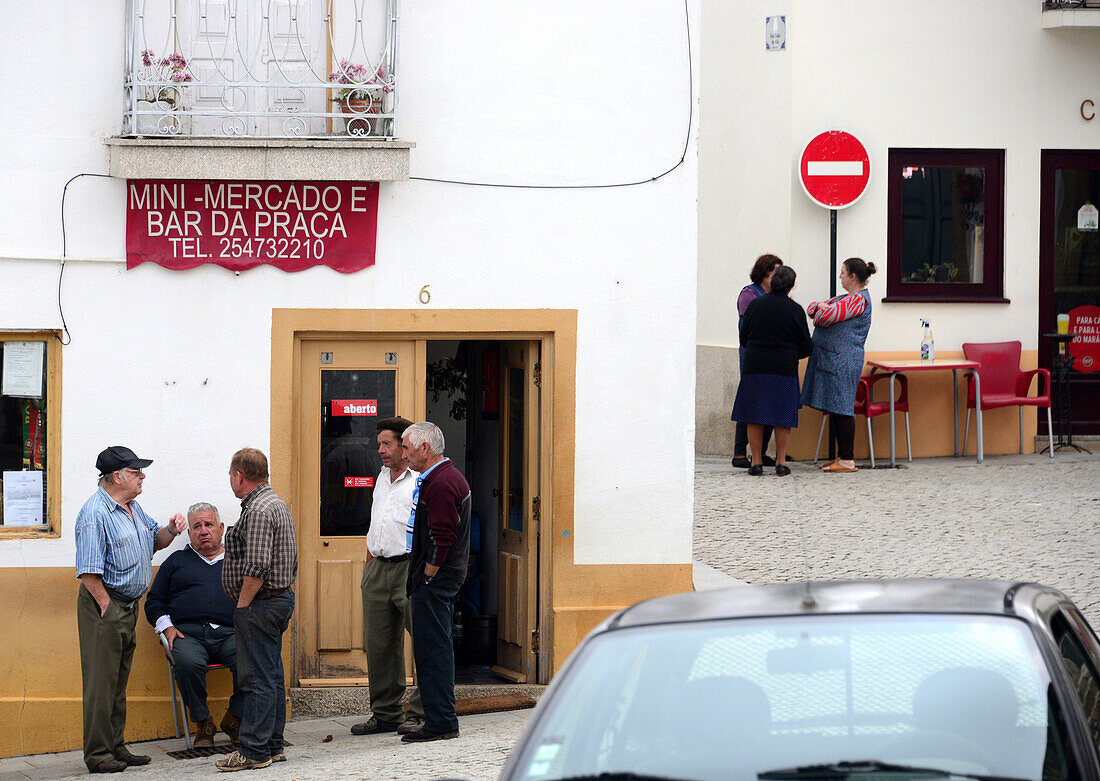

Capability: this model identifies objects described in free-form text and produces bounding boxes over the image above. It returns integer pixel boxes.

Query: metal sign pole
[828,208,838,460]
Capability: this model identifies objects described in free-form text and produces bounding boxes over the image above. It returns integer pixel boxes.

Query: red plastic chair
[961,341,1053,458]
[813,374,911,468]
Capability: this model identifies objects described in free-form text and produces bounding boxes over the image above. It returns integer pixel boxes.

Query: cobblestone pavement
[0,710,531,780]
[695,451,1100,616]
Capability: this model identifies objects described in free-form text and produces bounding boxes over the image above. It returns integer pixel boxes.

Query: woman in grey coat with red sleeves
[800,257,877,473]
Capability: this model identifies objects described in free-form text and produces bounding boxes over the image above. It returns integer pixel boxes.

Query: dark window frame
[884,148,1008,303]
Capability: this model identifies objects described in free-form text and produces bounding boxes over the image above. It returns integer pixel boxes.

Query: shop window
[885,148,1007,302]
[0,334,59,537]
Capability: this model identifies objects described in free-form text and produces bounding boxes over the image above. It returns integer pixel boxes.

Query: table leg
[952,370,959,457]
[974,371,984,464]
[889,373,897,469]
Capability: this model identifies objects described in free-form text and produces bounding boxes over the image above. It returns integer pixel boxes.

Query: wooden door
[492,342,540,683]
[297,338,420,683]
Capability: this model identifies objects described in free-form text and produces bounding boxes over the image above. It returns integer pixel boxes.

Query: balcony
[108,0,413,181]
[1043,0,1100,28]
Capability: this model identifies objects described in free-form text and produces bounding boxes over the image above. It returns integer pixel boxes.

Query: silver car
[499,579,1100,780]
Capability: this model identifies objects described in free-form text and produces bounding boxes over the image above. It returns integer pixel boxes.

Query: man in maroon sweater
[400,421,471,743]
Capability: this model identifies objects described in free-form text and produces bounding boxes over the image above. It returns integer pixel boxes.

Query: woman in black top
[730,265,813,476]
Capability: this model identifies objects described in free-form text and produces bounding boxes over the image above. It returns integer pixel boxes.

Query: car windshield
[512,614,1071,781]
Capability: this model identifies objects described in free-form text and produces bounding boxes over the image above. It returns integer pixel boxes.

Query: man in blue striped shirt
[75,446,185,774]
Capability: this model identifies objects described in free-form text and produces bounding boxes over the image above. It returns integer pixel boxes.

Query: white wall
[700,0,1100,352]
[0,2,700,567]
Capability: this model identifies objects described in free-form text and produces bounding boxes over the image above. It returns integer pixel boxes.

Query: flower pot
[339,97,381,136]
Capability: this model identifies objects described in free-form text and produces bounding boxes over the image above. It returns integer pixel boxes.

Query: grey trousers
[77,584,137,771]
[361,557,423,723]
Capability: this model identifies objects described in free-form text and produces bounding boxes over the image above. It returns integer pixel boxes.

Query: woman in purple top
[731,254,783,469]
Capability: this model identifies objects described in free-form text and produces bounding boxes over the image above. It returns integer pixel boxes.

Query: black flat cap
[95,446,153,475]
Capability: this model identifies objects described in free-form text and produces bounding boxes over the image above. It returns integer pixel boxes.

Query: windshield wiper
[757,759,1029,781]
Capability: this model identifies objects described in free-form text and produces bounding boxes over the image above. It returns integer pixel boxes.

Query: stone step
[290,683,546,720]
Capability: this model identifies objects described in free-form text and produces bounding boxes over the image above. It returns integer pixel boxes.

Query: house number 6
[419,285,431,304]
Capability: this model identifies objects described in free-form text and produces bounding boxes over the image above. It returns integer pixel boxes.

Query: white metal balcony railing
[123,0,398,139]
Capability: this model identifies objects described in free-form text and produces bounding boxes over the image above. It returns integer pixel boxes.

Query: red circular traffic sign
[799,130,871,209]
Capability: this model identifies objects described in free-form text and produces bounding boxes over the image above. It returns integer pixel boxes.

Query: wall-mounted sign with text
[126,179,379,273]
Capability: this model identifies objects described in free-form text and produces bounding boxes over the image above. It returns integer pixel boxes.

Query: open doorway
[426,339,541,684]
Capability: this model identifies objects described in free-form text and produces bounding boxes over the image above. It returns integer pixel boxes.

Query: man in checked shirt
[215,448,298,772]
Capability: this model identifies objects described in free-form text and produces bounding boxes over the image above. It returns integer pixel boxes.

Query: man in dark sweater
[145,503,243,747]
[400,421,471,743]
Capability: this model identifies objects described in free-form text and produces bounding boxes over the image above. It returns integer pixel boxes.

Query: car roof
[607,578,1069,631]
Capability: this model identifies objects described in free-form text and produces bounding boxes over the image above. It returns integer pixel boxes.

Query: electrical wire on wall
[409,0,693,190]
[54,0,693,336]
[58,172,114,345]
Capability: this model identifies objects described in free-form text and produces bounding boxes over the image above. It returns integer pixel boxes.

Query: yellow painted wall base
[550,563,694,674]
[787,349,1042,460]
[0,567,249,759]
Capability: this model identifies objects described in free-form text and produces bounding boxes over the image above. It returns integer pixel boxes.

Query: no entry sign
[799,131,871,209]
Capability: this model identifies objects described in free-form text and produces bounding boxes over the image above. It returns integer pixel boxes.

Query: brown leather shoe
[113,748,150,766]
[91,757,127,773]
[194,717,217,748]
[220,711,242,743]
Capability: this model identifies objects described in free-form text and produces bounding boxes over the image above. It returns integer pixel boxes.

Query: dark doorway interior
[1040,151,1100,435]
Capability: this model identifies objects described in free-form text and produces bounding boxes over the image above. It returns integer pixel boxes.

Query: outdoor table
[864,358,983,467]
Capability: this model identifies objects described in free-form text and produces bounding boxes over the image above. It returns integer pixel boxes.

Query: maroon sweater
[406,459,471,595]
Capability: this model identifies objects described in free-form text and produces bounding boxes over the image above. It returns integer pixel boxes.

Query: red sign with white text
[332,399,378,416]
[1068,305,1100,372]
[126,179,379,273]
[344,477,375,488]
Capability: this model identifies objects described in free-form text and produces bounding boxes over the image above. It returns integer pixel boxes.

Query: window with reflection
[887,149,1005,302]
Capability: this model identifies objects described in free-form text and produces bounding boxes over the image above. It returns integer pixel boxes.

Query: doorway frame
[1039,150,1100,434]
[271,309,576,686]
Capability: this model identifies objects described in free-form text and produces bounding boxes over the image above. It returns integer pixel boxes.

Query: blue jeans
[233,592,294,761]
[171,623,243,723]
[410,578,461,733]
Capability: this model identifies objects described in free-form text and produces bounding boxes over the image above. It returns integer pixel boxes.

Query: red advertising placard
[331,399,378,416]
[126,179,379,273]
[1068,305,1100,372]
[344,477,375,488]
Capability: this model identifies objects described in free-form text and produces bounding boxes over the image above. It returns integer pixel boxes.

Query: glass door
[1040,151,1100,434]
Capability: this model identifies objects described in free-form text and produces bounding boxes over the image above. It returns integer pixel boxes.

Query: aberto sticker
[332,399,378,416]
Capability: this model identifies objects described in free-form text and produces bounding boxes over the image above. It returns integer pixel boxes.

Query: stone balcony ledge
[104,137,415,182]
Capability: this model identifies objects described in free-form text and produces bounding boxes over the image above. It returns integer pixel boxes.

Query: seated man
[145,502,243,747]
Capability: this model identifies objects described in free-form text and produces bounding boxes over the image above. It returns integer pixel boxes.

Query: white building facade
[699,1,1100,458]
[0,1,698,756]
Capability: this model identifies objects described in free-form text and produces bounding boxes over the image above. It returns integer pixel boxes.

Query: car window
[513,614,1064,781]
[1054,611,1100,756]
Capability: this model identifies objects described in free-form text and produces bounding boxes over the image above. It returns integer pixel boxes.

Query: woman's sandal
[775,464,791,477]
[747,464,764,477]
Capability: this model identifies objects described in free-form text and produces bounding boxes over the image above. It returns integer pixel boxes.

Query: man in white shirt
[144,503,243,747]
[351,417,425,736]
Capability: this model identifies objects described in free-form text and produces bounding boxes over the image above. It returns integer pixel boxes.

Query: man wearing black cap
[75,446,186,774]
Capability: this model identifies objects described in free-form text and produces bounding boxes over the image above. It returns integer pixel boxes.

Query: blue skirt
[731,373,802,428]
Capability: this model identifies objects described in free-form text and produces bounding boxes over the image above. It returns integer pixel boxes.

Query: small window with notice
[0,335,57,537]
[886,148,1007,302]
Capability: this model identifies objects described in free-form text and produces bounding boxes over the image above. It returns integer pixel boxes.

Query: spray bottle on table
[920,318,935,362]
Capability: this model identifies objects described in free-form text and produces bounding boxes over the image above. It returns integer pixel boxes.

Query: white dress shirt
[367,465,419,558]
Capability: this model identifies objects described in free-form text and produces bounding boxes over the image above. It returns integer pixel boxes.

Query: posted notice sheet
[3,470,44,526]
